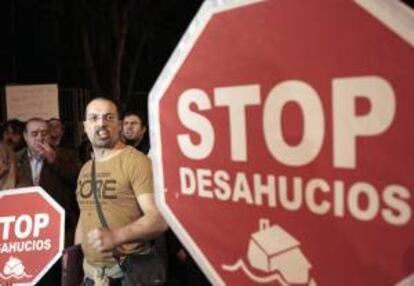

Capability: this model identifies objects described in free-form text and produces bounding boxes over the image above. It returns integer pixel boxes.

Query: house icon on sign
[247,219,314,285]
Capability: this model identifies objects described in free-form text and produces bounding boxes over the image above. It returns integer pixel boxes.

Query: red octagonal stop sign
[0,187,64,285]
[150,1,414,285]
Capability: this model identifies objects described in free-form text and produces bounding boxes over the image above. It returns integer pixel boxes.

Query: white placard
[5,84,59,121]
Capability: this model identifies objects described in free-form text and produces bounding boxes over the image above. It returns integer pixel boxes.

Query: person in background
[48,117,65,148]
[2,119,26,153]
[75,98,167,285]
[0,142,17,190]
[17,117,80,286]
[121,111,150,154]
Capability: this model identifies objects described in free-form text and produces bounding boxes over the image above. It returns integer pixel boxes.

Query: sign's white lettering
[179,167,411,226]
[0,213,49,240]
[177,76,395,169]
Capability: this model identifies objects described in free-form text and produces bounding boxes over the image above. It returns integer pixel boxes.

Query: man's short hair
[48,117,61,124]
[122,111,147,127]
[48,117,65,130]
[86,97,121,120]
[24,118,48,132]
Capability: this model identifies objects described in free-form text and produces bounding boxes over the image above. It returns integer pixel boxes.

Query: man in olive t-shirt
[75,98,167,285]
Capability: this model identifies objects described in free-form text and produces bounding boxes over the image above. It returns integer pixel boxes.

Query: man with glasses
[75,98,167,285]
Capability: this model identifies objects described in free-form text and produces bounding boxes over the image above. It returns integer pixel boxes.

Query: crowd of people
[0,98,209,286]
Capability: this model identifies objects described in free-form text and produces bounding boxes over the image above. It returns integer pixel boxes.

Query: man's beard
[91,128,117,148]
[92,138,115,148]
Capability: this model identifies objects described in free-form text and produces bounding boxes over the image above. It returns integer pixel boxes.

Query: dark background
[0,0,203,116]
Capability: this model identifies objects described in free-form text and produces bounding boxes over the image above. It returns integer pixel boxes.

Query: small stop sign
[0,187,64,285]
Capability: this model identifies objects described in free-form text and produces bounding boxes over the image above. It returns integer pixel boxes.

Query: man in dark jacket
[121,111,150,154]
[17,117,80,286]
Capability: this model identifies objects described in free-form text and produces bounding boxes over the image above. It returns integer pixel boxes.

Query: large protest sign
[149,1,414,285]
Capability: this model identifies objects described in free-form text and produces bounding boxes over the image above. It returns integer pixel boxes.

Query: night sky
[0,0,203,93]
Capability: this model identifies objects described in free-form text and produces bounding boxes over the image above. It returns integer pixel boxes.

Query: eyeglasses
[86,113,117,123]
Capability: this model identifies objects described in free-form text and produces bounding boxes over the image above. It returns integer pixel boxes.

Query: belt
[83,259,123,286]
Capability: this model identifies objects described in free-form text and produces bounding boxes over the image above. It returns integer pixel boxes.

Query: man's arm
[74,219,83,245]
[88,193,168,253]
